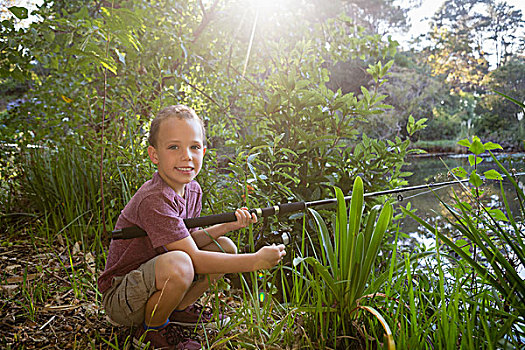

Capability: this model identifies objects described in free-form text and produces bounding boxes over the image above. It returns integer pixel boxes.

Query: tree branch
[192,0,220,43]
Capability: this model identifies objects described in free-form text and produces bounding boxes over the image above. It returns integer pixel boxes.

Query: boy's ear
[148,146,159,164]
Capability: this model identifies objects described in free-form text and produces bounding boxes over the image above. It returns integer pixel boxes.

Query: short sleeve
[137,195,190,249]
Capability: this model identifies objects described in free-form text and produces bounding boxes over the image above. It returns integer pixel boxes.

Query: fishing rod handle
[185,201,306,227]
[112,201,307,239]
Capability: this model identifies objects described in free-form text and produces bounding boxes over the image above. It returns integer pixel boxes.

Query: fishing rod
[111,172,525,240]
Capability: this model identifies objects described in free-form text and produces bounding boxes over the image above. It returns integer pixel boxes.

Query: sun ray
[242,2,260,77]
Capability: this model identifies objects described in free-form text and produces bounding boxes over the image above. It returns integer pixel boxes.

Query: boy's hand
[229,207,258,230]
[253,244,286,270]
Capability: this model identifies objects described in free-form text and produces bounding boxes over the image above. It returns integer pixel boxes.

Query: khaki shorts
[102,257,158,327]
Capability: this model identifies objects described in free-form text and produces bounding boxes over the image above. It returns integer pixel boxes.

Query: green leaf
[469,171,483,187]
[361,86,371,103]
[468,155,483,166]
[455,201,472,212]
[455,239,471,255]
[299,257,338,298]
[469,139,485,155]
[363,205,380,250]
[309,208,336,273]
[451,167,468,178]
[100,7,111,17]
[359,202,393,298]
[457,139,471,147]
[8,6,28,20]
[351,232,365,295]
[483,169,503,180]
[348,177,364,237]
[494,90,525,108]
[335,186,349,276]
[99,58,117,74]
[483,142,503,151]
[355,232,365,272]
[416,118,428,126]
[488,209,508,222]
[44,31,55,43]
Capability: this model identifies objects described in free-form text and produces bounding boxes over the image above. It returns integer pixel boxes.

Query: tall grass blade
[309,208,336,272]
[405,253,418,340]
[345,178,364,292]
[348,231,365,304]
[363,205,380,250]
[348,177,364,237]
[488,150,525,203]
[452,199,525,300]
[499,181,523,248]
[356,305,396,350]
[294,256,338,298]
[334,186,349,279]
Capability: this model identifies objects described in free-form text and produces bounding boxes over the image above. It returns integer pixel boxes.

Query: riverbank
[412,138,524,154]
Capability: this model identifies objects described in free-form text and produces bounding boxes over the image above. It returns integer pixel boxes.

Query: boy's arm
[164,236,285,274]
[191,208,257,248]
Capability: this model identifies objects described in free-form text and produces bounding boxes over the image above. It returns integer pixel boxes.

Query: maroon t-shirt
[98,172,202,294]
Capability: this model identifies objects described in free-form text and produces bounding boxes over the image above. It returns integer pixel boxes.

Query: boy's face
[148,117,205,196]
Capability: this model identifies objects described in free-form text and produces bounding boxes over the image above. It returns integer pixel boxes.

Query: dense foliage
[1,0,524,348]
[0,0,414,226]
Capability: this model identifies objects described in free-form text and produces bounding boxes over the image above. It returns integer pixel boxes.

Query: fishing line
[112,172,525,240]
[397,183,465,202]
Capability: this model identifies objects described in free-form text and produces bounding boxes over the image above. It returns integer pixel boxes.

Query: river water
[398,152,525,234]
[397,153,525,277]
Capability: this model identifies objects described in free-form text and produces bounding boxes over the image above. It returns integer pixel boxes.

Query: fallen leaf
[6,273,40,283]
[34,253,54,259]
[6,264,21,272]
[72,242,81,255]
[0,284,19,296]
[43,304,80,311]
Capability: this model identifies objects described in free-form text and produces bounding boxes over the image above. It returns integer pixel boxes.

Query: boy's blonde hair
[148,105,206,147]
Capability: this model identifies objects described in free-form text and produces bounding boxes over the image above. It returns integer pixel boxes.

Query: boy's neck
[173,184,185,198]
[157,171,186,197]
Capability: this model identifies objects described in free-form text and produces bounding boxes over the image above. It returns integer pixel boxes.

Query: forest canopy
[1,0,523,151]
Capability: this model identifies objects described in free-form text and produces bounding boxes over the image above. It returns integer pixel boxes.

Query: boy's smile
[148,117,205,197]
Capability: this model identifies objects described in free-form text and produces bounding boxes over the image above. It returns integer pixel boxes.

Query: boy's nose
[181,147,192,160]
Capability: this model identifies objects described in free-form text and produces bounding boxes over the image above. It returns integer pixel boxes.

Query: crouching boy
[98,105,286,349]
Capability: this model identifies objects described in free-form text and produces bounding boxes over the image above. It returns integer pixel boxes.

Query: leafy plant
[402,136,525,343]
[294,176,395,348]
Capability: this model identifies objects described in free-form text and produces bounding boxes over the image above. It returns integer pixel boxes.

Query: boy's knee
[216,236,237,254]
[156,251,194,288]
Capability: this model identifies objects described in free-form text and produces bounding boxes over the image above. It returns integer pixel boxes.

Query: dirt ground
[0,233,123,348]
[0,234,230,349]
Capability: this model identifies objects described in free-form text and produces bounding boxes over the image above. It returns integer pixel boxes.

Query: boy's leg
[174,236,237,310]
[144,250,195,327]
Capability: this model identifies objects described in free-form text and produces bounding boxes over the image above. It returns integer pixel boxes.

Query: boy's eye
[191,145,201,150]
[169,145,179,150]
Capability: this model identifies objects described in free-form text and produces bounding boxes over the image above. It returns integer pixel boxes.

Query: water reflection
[397,153,525,278]
[398,153,525,234]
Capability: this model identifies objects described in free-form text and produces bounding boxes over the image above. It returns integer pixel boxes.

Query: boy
[98,105,286,349]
